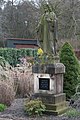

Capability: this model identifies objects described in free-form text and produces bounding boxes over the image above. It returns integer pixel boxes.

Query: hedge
[0,48,37,66]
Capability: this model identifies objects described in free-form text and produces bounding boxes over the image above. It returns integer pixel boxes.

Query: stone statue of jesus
[37,3,58,55]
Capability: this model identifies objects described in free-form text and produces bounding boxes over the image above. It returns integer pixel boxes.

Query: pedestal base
[44,107,68,115]
[34,93,68,115]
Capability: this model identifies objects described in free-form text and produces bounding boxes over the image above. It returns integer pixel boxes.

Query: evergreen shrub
[0,48,37,66]
[0,56,7,67]
[60,42,80,98]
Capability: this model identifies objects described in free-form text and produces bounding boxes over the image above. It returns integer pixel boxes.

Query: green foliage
[0,103,7,112]
[0,56,7,67]
[71,83,80,101]
[60,42,80,98]
[71,93,80,101]
[0,48,37,66]
[66,108,80,117]
[24,99,46,116]
[35,54,54,65]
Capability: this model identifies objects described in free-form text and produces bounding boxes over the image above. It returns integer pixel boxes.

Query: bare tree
[1,0,39,38]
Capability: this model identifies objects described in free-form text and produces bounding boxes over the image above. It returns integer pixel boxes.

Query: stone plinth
[34,73,64,94]
[46,63,65,74]
[32,63,68,115]
[34,93,66,104]
[34,93,67,115]
[32,63,65,74]
[34,73,56,94]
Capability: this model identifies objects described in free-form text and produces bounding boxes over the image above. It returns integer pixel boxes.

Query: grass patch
[66,108,80,117]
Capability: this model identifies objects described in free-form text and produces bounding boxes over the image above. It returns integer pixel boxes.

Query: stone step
[44,107,68,116]
[34,93,66,104]
[45,101,67,111]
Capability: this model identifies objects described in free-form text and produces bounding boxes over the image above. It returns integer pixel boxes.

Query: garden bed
[0,98,80,120]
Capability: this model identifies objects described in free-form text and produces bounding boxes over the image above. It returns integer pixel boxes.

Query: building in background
[6,38,39,49]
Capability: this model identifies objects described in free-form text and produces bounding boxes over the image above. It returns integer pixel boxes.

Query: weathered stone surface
[46,63,65,74]
[34,74,56,94]
[33,63,67,115]
[45,101,67,111]
[34,92,68,115]
[32,63,65,74]
[34,73,64,94]
[34,93,66,104]
[32,64,46,73]
[55,74,63,94]
[44,107,68,116]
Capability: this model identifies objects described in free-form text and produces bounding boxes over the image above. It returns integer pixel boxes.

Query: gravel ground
[0,98,80,120]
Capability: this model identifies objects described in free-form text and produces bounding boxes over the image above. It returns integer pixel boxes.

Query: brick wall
[15,44,38,49]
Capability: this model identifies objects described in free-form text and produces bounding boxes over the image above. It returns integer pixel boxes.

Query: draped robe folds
[37,10,58,55]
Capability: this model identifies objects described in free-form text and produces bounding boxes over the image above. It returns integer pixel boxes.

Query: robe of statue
[37,4,58,55]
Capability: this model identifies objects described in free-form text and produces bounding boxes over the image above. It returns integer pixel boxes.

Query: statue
[37,3,58,56]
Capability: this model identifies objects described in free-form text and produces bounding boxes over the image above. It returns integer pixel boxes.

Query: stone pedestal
[32,63,68,115]
[34,93,67,115]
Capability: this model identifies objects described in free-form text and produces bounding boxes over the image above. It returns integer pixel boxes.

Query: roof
[6,38,40,48]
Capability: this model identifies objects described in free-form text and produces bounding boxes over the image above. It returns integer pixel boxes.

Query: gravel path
[0,98,80,120]
[0,99,27,120]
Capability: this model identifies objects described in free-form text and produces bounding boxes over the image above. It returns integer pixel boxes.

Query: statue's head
[43,3,52,13]
[43,3,56,22]
[43,4,49,13]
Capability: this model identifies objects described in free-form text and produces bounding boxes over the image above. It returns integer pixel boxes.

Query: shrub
[0,81,15,106]
[24,99,46,116]
[0,103,7,112]
[0,48,37,66]
[0,56,7,67]
[66,108,80,117]
[60,42,80,98]
[15,70,34,98]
